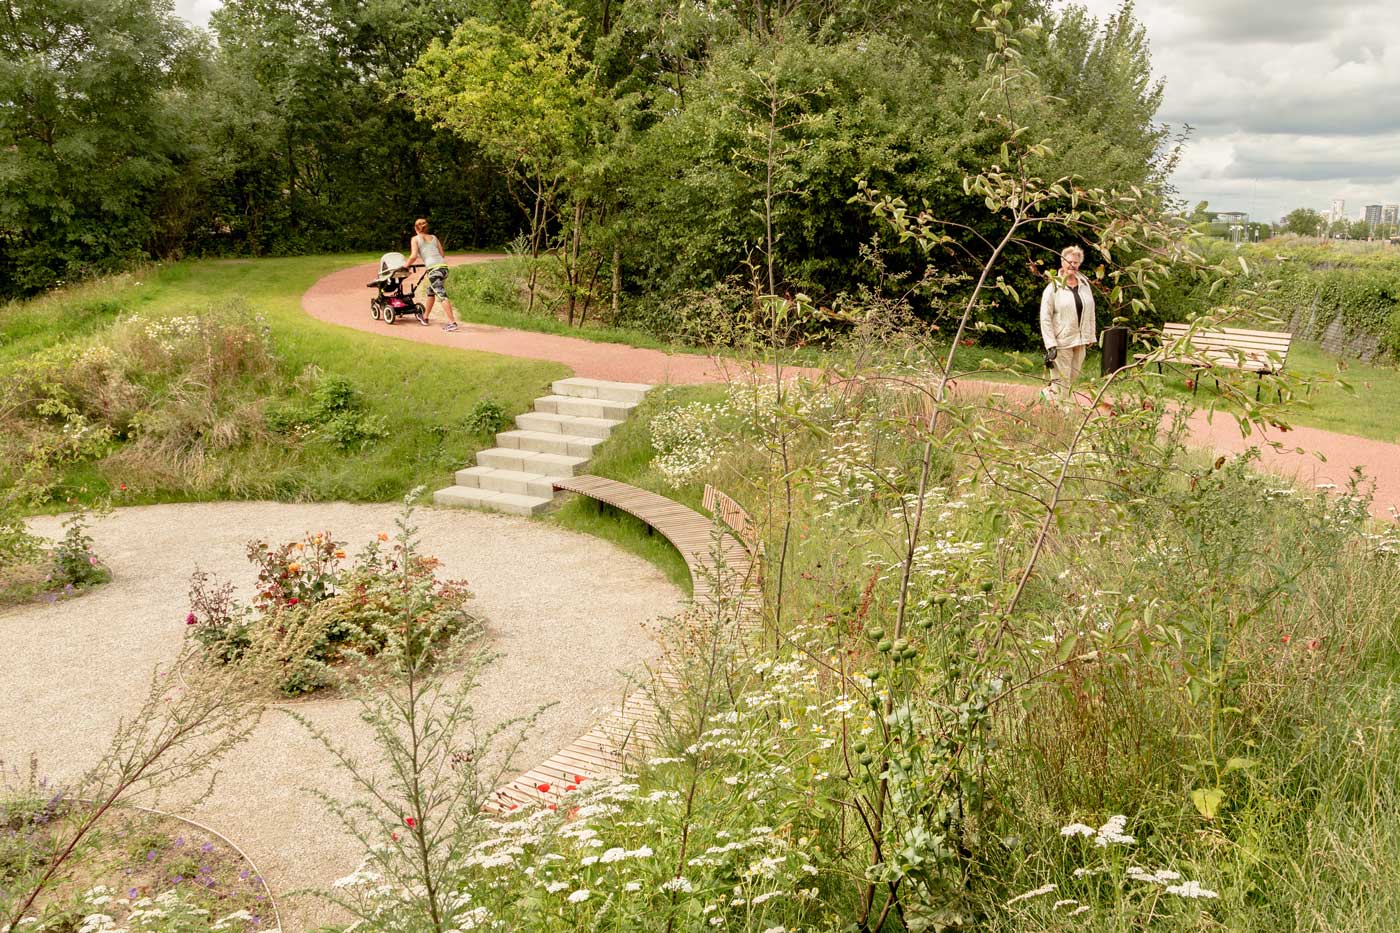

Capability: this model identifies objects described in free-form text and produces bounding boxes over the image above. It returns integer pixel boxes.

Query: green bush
[267,373,388,451]
[187,528,481,696]
[463,397,509,437]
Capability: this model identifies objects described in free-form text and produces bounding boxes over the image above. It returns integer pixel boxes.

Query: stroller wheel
[384,306,396,324]
[371,299,383,321]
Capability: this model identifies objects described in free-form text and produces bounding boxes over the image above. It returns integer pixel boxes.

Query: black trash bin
[1100,325,1129,376]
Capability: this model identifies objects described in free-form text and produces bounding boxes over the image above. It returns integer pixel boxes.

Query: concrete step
[553,377,653,405]
[496,429,606,458]
[454,465,556,498]
[476,447,590,477]
[432,485,553,516]
[515,411,618,440]
[534,395,635,421]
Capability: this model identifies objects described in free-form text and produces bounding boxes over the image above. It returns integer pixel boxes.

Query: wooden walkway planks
[482,476,761,814]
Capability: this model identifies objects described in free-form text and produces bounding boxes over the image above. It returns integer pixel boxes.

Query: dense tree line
[2,0,1171,345]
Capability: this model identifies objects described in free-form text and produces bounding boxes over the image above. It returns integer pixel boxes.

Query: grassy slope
[3,256,570,505]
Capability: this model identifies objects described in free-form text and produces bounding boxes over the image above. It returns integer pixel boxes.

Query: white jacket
[1039,280,1097,349]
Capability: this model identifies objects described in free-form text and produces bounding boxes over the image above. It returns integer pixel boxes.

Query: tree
[406,0,606,309]
[0,0,202,295]
[1282,207,1325,236]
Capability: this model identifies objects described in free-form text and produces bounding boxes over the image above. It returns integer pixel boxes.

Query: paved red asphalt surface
[303,255,1399,520]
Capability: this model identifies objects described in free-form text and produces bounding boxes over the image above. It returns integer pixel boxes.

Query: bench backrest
[1160,323,1292,364]
[703,484,760,555]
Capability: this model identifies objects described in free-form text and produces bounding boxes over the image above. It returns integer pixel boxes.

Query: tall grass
[0,257,569,507]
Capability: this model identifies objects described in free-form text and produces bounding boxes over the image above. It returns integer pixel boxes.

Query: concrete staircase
[432,377,652,515]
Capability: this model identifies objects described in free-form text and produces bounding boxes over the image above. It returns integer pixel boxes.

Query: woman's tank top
[417,235,446,269]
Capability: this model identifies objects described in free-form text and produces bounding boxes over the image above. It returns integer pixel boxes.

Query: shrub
[266,372,388,451]
[48,506,110,590]
[187,527,481,696]
[0,303,278,503]
[463,397,509,437]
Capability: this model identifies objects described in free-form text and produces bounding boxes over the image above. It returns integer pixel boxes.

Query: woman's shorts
[425,266,449,299]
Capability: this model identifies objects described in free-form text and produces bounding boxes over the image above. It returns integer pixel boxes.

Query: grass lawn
[446,261,705,354]
[1138,339,1400,443]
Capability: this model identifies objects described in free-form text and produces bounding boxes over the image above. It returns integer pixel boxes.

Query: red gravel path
[301,254,780,385]
[302,256,1399,520]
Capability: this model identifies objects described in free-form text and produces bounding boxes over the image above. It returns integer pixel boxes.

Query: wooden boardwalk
[484,476,760,814]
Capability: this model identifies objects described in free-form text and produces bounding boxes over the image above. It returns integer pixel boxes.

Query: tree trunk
[611,246,622,322]
[566,199,584,325]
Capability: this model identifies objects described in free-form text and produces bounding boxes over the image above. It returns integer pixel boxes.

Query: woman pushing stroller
[405,218,460,332]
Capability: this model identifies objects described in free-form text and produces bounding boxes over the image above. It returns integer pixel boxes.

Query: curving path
[3,503,682,930]
[305,256,1399,519]
[301,255,782,385]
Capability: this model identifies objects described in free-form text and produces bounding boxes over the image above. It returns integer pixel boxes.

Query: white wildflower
[568,889,590,903]
[1165,880,1219,899]
[1006,883,1057,906]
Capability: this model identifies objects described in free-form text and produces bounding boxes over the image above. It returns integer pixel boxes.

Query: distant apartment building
[1330,198,1346,224]
[1363,204,1383,226]
[1383,204,1400,225]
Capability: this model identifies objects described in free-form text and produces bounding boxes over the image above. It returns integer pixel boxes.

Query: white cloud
[173,0,220,27]
[1059,0,1400,220]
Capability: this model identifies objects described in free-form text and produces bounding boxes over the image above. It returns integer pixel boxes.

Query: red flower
[960,338,976,347]
[391,832,400,841]
[574,774,585,784]
[565,784,578,793]
[118,483,128,492]
[537,783,551,794]
[1281,634,1291,644]
[288,597,299,606]
[1307,638,1321,651]
[508,804,519,811]
[547,804,557,811]
[404,816,416,828]
[185,612,197,626]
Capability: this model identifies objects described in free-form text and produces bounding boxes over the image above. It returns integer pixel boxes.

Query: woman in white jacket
[1039,245,1097,400]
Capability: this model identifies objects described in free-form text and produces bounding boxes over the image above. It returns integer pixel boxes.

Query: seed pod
[877,640,893,653]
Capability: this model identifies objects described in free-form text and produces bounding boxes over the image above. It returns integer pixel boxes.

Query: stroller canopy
[377,252,408,280]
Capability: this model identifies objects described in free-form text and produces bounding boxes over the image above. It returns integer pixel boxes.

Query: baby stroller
[367,252,427,325]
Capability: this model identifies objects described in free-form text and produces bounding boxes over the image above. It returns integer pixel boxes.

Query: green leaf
[1190,786,1225,820]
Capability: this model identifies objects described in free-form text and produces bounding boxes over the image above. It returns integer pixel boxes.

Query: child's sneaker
[418,315,431,326]
[443,322,459,332]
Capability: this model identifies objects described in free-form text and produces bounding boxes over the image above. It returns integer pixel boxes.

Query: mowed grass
[1140,338,1400,443]
[2,255,570,505]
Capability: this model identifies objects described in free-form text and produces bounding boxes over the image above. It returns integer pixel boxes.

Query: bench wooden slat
[1151,322,1292,375]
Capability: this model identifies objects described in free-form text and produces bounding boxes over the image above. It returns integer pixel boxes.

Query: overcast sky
[173,0,1400,223]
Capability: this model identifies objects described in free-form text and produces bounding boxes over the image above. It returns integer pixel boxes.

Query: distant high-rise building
[1364,204,1383,226]
[1383,204,1400,225]
[1330,198,1346,224]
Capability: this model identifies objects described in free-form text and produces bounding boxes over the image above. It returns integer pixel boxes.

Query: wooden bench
[1137,323,1292,398]
[482,476,761,814]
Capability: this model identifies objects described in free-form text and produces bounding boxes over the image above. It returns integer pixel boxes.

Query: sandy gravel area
[3,502,681,929]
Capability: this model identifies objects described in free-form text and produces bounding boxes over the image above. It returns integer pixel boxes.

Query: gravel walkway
[3,503,680,929]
